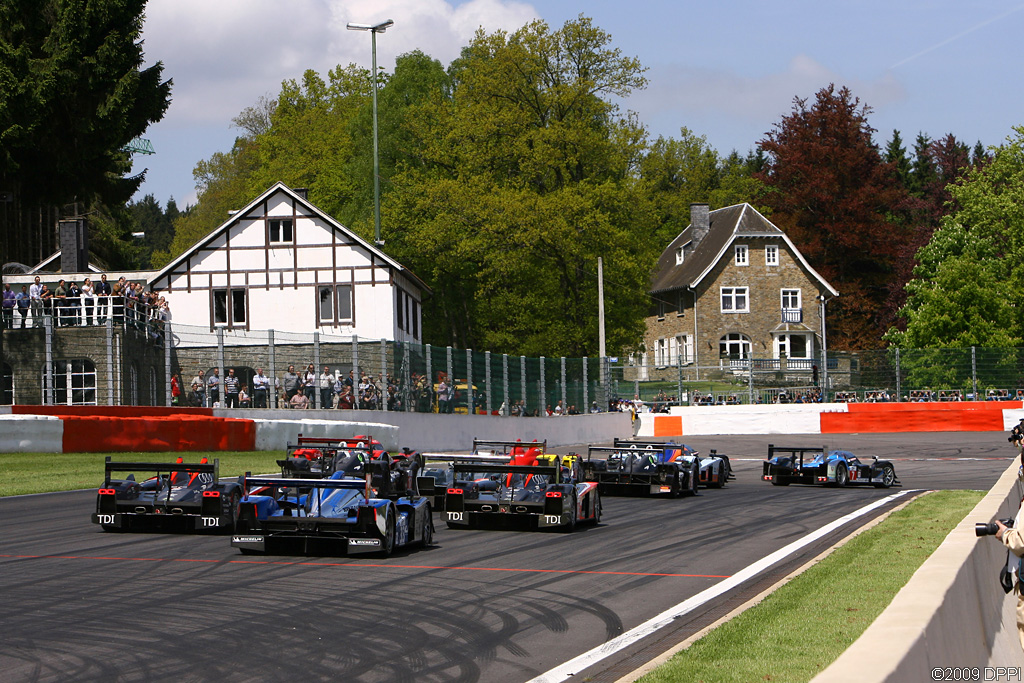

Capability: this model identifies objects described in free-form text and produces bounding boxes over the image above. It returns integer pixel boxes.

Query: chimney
[59,218,89,273]
[690,203,710,247]
[292,187,309,200]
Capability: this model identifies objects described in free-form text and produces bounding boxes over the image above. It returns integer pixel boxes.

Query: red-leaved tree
[757,84,911,349]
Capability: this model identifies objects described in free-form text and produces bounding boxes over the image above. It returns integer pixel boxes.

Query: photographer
[995,432,1024,651]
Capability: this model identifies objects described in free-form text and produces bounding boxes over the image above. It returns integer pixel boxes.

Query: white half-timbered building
[149,182,427,342]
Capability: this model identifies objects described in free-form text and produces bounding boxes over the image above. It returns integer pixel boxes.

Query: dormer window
[675,247,685,265]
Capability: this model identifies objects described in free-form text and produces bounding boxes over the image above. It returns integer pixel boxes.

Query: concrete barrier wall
[0,414,63,452]
[813,462,1024,682]
[252,419,399,452]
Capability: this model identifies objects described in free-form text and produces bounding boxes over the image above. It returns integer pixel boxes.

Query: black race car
[92,456,243,532]
[762,444,900,488]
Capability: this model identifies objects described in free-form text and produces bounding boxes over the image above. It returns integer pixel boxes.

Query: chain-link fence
[5,316,1024,410]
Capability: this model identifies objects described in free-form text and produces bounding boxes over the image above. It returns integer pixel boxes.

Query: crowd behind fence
[6,319,1024,412]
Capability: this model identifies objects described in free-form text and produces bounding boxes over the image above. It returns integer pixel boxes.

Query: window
[318,284,354,325]
[396,290,404,331]
[656,298,667,320]
[213,289,247,327]
[268,219,293,243]
[781,288,801,310]
[655,338,668,367]
[676,334,693,365]
[721,287,749,313]
[46,359,97,405]
[675,247,685,265]
[734,244,748,266]
[411,298,419,339]
[719,333,751,360]
[765,244,779,266]
[776,333,811,359]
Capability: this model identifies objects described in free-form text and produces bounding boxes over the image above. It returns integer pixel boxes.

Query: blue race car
[612,438,733,490]
[762,444,900,488]
[232,456,433,556]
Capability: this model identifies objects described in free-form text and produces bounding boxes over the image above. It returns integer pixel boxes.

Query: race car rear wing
[767,444,828,468]
[101,457,219,485]
[472,439,548,455]
[613,438,675,449]
[452,462,561,483]
[420,453,511,464]
[242,475,369,491]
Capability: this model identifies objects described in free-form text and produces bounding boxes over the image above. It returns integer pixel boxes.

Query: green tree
[386,16,655,356]
[0,0,171,206]
[884,130,912,189]
[888,127,1024,348]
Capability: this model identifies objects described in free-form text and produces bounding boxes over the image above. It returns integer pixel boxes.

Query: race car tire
[421,513,434,547]
[709,463,725,489]
[687,464,700,496]
[770,474,789,486]
[380,508,396,557]
[561,503,577,533]
[238,548,260,556]
[593,491,602,525]
[875,464,896,489]
[835,464,849,488]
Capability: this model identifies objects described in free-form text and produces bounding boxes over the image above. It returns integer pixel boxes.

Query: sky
[132,0,1024,207]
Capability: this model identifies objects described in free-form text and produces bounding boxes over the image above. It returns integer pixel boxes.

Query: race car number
[97,514,115,524]
[201,517,220,527]
[447,512,464,521]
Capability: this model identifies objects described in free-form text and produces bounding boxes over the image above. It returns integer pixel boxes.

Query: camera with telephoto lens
[976,518,1014,537]
[1009,422,1024,444]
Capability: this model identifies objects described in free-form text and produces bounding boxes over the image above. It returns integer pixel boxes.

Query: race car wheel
[770,474,789,486]
[561,503,577,533]
[709,464,725,489]
[835,464,849,488]
[875,464,896,489]
[421,513,434,547]
[594,491,602,524]
[688,464,700,496]
[380,509,396,557]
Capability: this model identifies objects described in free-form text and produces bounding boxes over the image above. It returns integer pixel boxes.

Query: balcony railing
[781,308,803,323]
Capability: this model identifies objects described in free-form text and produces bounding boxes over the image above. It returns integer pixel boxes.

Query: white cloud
[143,0,537,127]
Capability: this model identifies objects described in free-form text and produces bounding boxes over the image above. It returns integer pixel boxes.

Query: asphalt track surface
[0,432,1014,682]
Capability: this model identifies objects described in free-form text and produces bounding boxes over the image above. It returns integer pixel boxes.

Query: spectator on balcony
[54,279,68,326]
[80,278,96,325]
[67,280,82,325]
[318,366,334,410]
[337,384,354,409]
[251,368,270,409]
[289,389,310,409]
[96,273,112,322]
[281,365,299,402]
[29,276,43,327]
[15,285,30,328]
[2,283,15,328]
[238,385,251,408]
[191,369,207,407]
[301,364,316,406]
[171,373,181,406]
[223,368,240,408]
[208,367,221,406]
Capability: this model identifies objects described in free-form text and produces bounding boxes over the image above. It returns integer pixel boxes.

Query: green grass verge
[0,452,287,497]
[638,489,985,683]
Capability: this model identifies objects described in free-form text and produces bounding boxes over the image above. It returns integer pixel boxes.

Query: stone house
[641,203,838,380]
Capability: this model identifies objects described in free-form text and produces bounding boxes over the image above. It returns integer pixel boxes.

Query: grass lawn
[638,489,985,683]
[0,451,287,496]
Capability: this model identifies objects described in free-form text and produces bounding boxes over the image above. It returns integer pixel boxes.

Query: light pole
[818,294,830,397]
[347,18,393,246]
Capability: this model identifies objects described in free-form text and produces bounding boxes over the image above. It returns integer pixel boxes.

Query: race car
[277,434,392,479]
[417,452,511,511]
[444,440,601,531]
[231,455,433,556]
[92,456,243,532]
[612,438,732,489]
[762,444,900,488]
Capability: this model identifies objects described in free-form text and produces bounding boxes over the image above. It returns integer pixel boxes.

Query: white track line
[527,489,918,683]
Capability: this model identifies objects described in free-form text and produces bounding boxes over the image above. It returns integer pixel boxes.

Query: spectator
[80,277,96,325]
[318,366,334,410]
[95,273,112,322]
[302,364,316,406]
[170,373,181,406]
[251,367,270,408]
[337,385,354,409]
[289,390,310,409]
[29,276,43,327]
[332,370,344,408]
[67,280,82,325]
[223,368,240,408]
[239,385,251,408]
[191,369,207,407]
[15,285,30,328]
[54,279,68,326]
[281,365,299,402]
[2,283,14,328]
[208,367,221,407]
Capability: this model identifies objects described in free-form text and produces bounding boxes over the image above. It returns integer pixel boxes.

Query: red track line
[0,553,728,578]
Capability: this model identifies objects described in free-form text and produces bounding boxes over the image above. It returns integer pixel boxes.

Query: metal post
[895,347,902,402]
[583,356,589,412]
[540,356,546,416]
[217,327,225,406]
[381,338,388,412]
[485,350,492,415]
[819,295,829,397]
[425,343,432,411]
[560,357,567,414]
[520,355,526,415]
[352,335,360,410]
[106,318,114,406]
[313,331,320,409]
[748,356,754,404]
[466,349,473,415]
[502,353,509,416]
[268,329,276,408]
[446,346,453,413]
[971,346,978,400]
[44,314,53,405]
[164,323,172,407]
[371,30,382,245]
